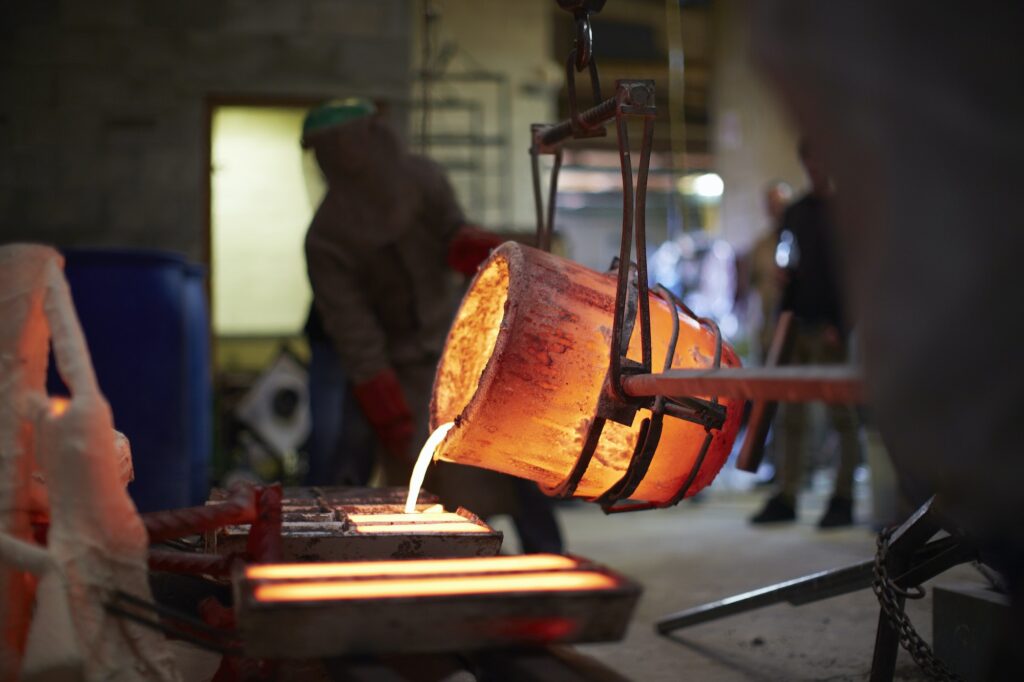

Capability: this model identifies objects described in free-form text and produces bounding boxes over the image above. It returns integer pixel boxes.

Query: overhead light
[675,172,725,199]
[692,172,724,198]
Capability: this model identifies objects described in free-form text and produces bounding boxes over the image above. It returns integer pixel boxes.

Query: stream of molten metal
[404,422,455,513]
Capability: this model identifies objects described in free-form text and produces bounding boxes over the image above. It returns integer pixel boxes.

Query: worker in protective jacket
[301,99,563,553]
[301,99,503,485]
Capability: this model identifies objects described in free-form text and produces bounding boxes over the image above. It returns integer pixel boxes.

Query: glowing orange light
[349,521,489,534]
[253,571,617,602]
[247,554,579,581]
[431,242,744,504]
[485,616,578,640]
[49,397,69,416]
[345,512,466,524]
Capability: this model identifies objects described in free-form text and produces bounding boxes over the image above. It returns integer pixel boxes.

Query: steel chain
[871,528,963,681]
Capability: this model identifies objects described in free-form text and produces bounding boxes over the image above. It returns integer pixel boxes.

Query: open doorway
[207,101,325,484]
[209,103,324,345]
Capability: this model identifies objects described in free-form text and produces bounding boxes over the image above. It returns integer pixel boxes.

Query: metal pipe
[621,366,864,404]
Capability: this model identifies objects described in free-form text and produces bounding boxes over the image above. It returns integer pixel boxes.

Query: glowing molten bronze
[247,554,579,580]
[345,511,466,524]
[253,571,617,602]
[347,521,489,535]
[248,554,611,603]
[344,509,490,535]
[431,242,743,504]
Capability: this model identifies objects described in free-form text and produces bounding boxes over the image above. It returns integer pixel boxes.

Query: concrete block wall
[0,0,413,262]
[710,0,804,255]
[410,0,557,231]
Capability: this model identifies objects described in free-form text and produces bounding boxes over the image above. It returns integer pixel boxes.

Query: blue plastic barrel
[183,263,212,505]
[47,249,212,512]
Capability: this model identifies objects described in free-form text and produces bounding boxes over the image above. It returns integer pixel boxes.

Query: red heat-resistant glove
[446,226,505,276]
[353,368,415,460]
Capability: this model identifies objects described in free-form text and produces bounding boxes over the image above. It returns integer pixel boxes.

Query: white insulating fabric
[0,245,182,682]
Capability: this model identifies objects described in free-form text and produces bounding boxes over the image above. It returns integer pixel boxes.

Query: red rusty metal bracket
[131,484,283,680]
[142,485,259,544]
[142,483,282,571]
[246,484,283,564]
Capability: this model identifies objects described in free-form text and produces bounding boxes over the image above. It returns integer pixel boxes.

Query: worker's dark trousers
[305,336,375,486]
[779,324,861,502]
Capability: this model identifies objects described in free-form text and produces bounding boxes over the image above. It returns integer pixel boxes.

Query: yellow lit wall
[211,106,325,336]
[711,0,804,254]
[409,0,557,229]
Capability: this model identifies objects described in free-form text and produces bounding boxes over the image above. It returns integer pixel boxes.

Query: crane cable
[665,0,687,236]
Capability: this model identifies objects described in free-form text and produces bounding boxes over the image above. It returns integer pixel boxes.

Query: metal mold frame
[234,557,640,659]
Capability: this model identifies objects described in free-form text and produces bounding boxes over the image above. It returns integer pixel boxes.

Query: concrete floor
[503,486,986,682]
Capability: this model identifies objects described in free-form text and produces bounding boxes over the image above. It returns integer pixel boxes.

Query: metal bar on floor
[655,560,876,634]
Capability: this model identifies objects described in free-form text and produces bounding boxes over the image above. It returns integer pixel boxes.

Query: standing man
[302,98,499,486]
[739,180,793,360]
[300,99,563,553]
[751,140,861,528]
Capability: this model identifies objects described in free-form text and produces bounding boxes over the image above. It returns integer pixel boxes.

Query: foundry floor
[489,483,985,682]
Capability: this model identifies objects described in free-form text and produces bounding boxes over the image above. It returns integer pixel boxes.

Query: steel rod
[656,561,875,633]
[621,366,864,404]
[655,540,970,635]
[537,96,618,148]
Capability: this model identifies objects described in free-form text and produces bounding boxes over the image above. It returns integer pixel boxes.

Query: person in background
[735,180,793,361]
[732,181,793,486]
[301,99,563,553]
[750,140,861,528]
[749,181,793,359]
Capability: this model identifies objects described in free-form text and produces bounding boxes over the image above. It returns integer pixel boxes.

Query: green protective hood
[301,98,377,147]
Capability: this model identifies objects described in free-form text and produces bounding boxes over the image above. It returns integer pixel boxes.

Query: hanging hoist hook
[556,1,607,71]
[573,10,593,70]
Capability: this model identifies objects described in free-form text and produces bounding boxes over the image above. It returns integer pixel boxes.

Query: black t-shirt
[778,193,846,332]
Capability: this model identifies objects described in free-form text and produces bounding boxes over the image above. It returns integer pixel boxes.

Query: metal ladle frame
[528,0,863,511]
[529,13,726,513]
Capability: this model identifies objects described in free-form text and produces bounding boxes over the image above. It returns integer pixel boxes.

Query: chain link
[872,528,963,681]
